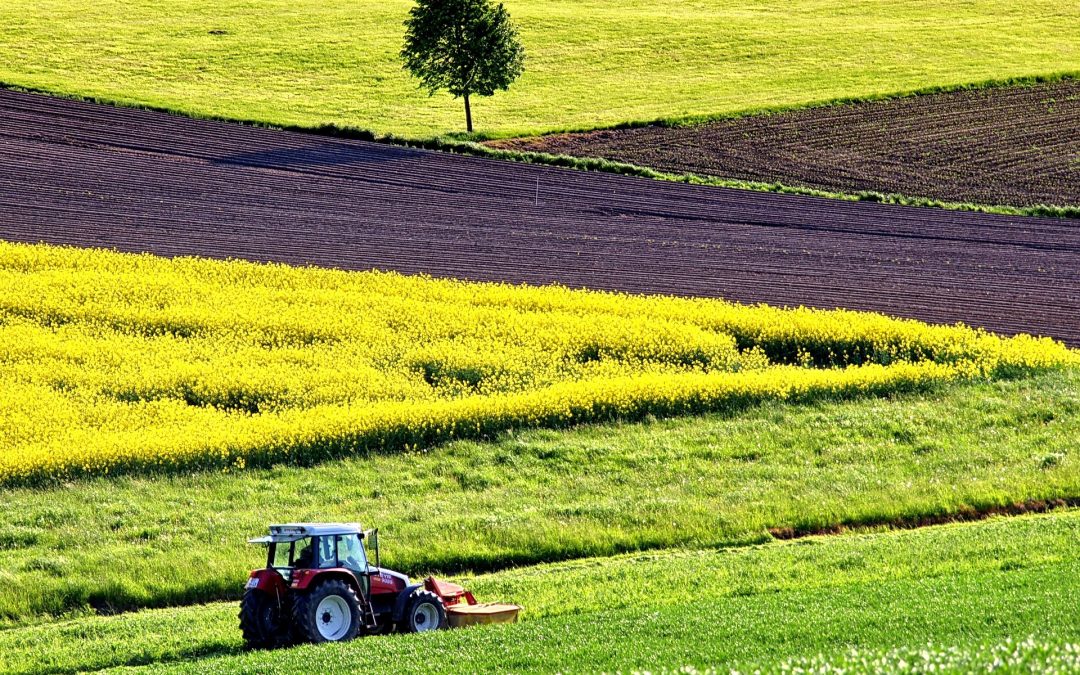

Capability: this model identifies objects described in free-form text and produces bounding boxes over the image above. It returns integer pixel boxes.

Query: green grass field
[5,2,1080,671]
[3,511,1077,674]
[1,0,1078,137]
[2,367,1076,628]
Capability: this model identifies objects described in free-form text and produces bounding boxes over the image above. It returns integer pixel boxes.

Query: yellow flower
[0,241,1073,485]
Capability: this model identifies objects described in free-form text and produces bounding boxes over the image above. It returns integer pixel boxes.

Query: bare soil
[1,90,1078,345]
[490,81,1080,208]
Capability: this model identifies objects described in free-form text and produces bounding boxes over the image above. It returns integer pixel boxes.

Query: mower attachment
[425,576,477,605]
[425,576,521,628]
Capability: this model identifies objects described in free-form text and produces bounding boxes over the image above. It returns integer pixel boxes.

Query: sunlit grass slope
[1,366,1077,626]
[0,242,1072,486]
[0,1,1077,136]
[3,511,1077,674]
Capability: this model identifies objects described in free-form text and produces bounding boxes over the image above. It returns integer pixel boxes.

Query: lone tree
[401,0,525,133]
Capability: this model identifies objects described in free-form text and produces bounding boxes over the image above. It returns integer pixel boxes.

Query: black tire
[292,579,364,643]
[400,589,447,633]
[238,589,291,649]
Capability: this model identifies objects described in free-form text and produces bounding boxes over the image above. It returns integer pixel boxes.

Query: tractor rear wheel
[292,579,364,643]
[400,589,447,633]
[238,589,290,649]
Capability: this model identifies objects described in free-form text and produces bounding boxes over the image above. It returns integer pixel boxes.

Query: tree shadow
[213,141,426,172]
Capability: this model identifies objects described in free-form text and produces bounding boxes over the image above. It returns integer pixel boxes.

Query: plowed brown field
[491,81,1080,209]
[1,90,1078,345]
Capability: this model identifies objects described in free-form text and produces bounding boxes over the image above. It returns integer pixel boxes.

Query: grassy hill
[0,0,1077,137]
[0,248,1076,670]
[0,243,1076,629]
[3,3,1080,666]
[2,361,1077,626]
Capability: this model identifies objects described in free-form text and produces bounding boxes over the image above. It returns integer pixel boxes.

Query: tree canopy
[401,0,526,132]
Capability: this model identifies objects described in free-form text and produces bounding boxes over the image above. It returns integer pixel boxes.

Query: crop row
[0,242,1073,485]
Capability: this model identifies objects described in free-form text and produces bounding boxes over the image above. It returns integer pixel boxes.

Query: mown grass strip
[3,511,1077,674]
[1,367,1077,628]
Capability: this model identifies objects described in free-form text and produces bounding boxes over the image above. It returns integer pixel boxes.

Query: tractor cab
[246,524,406,596]
[249,523,382,589]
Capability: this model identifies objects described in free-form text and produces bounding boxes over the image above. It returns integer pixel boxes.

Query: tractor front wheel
[238,589,291,649]
[293,579,363,643]
[400,589,447,633]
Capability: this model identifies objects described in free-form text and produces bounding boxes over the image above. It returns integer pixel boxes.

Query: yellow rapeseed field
[0,242,1074,485]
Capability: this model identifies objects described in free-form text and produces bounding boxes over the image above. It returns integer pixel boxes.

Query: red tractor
[239,523,517,647]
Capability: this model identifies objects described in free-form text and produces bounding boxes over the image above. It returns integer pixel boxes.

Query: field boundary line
[2,72,1077,219]
[768,496,1080,540]
[471,71,1080,137]
[432,140,1080,220]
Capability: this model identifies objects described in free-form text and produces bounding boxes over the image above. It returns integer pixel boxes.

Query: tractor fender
[291,569,360,595]
[391,583,425,623]
[246,568,288,596]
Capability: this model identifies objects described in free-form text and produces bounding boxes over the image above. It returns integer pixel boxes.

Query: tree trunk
[464,93,473,133]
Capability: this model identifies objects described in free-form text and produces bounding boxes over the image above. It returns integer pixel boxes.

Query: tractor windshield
[335,534,368,571]
[294,534,368,570]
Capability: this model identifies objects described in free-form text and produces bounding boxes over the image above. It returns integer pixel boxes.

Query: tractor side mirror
[373,528,380,568]
[364,528,380,568]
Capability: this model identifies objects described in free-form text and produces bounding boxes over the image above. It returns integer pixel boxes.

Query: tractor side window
[271,542,294,568]
[336,534,367,571]
[293,539,316,569]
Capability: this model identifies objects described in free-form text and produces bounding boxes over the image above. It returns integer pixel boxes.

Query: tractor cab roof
[248,523,365,544]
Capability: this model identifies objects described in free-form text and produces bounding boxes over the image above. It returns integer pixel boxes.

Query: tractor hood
[376,567,409,585]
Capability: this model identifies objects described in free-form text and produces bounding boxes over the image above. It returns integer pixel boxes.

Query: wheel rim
[315,595,352,641]
[413,602,439,632]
